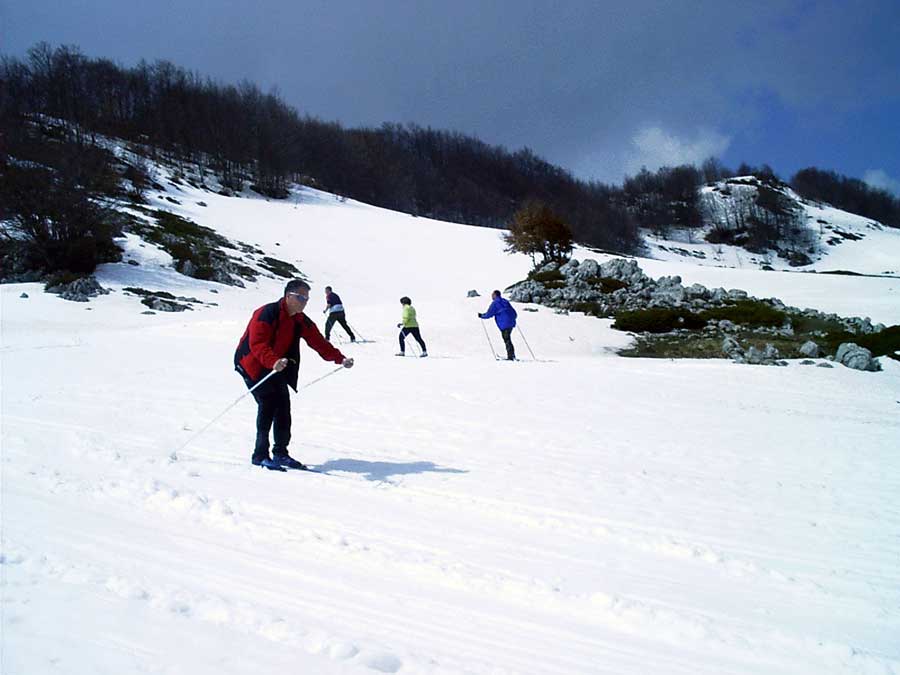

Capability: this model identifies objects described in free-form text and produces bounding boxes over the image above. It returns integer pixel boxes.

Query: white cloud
[623,126,731,176]
[863,169,900,196]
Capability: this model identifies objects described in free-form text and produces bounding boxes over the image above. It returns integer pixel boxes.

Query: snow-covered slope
[2,165,899,674]
[644,177,900,277]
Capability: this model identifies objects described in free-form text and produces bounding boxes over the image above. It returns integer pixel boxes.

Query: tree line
[791,168,900,228]
[0,43,641,254]
[2,43,897,279]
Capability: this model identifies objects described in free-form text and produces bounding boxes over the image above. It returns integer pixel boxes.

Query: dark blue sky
[4,0,898,192]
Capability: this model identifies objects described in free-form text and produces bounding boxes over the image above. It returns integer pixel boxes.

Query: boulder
[718,319,736,332]
[842,316,883,335]
[710,288,728,303]
[685,283,709,300]
[507,280,544,303]
[177,259,198,277]
[558,259,579,277]
[466,290,480,297]
[722,337,743,358]
[745,344,780,365]
[573,258,600,280]
[798,340,820,358]
[834,343,881,372]
[599,259,646,285]
[47,276,111,302]
[651,276,685,305]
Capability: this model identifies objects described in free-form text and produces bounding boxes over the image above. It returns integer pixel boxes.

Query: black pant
[399,327,426,353]
[250,379,292,461]
[500,327,516,360]
[325,311,354,341]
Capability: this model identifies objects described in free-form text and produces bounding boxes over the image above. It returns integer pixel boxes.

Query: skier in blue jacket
[478,290,518,360]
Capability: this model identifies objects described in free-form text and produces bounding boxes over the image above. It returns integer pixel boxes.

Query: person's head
[492,290,501,299]
[400,296,411,305]
[284,279,311,313]
[324,286,332,294]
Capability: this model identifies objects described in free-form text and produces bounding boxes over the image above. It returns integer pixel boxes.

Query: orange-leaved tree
[503,200,573,267]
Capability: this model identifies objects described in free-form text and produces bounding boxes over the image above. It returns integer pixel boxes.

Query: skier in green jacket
[397,296,428,357]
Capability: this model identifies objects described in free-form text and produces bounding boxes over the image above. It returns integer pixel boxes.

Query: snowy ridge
[2,154,900,674]
[645,177,900,277]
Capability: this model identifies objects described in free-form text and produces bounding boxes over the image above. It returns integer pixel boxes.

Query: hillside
[644,175,900,276]
[2,152,900,674]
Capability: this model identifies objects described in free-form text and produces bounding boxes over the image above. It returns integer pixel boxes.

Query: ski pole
[300,364,345,390]
[170,368,280,461]
[347,323,367,342]
[171,363,348,462]
[480,319,498,360]
[517,324,537,361]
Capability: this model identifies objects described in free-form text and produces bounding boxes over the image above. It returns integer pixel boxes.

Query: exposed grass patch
[621,330,814,360]
[698,300,786,327]
[571,301,605,317]
[257,256,302,279]
[542,279,567,289]
[613,308,706,333]
[123,287,176,300]
[528,268,565,283]
[139,296,191,312]
[127,210,251,283]
[788,312,845,335]
[583,276,628,293]
[44,271,87,288]
[620,322,900,362]
[620,334,728,359]
[152,210,231,249]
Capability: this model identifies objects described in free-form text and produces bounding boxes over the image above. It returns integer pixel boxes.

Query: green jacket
[401,304,418,328]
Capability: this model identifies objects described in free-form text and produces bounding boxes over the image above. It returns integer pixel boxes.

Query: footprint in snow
[362,652,403,673]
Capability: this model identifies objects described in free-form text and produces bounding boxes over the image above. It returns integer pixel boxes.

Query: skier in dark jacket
[235,280,354,470]
[323,285,355,342]
[478,290,518,360]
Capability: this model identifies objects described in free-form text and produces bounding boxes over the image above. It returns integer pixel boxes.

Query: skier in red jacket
[235,280,354,470]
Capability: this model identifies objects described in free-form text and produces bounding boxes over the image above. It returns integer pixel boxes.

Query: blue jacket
[481,297,517,330]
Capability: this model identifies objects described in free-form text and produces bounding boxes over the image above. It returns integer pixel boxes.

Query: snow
[2,169,900,674]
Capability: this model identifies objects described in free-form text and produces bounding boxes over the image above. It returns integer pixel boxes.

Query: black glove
[477,313,483,318]
[397,323,402,328]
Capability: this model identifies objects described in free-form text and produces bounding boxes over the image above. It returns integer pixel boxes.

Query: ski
[260,463,327,474]
[285,465,326,474]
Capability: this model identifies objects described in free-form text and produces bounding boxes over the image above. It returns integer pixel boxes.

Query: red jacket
[234,299,345,391]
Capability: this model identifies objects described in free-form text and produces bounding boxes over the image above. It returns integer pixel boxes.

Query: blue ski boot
[271,455,308,470]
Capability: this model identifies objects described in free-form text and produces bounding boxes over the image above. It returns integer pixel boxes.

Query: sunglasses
[287,292,309,301]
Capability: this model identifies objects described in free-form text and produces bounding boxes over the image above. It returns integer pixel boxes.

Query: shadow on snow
[314,458,467,481]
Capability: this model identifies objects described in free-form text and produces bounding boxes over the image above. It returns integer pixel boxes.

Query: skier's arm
[480,300,499,319]
[301,318,347,364]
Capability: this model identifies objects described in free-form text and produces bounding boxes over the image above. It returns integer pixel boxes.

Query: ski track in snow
[6,441,898,675]
[2,170,900,674]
